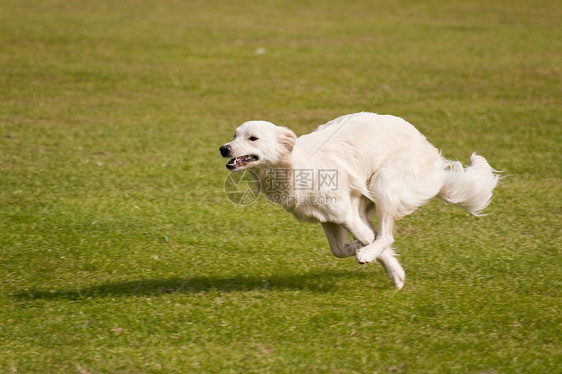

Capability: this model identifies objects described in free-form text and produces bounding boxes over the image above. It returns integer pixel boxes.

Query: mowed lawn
[1,0,560,373]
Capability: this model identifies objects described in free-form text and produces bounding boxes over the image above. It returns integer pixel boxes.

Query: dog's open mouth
[226,155,259,170]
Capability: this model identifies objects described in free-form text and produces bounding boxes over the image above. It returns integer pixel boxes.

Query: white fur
[221,112,500,289]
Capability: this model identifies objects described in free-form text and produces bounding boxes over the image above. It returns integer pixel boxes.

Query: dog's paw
[356,247,377,264]
[389,269,406,290]
[392,276,405,290]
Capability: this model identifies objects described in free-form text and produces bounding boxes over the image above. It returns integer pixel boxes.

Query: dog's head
[220,121,296,171]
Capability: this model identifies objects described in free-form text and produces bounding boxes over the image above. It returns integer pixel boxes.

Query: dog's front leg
[321,222,357,258]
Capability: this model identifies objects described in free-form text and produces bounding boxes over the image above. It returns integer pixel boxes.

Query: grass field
[1,0,561,372]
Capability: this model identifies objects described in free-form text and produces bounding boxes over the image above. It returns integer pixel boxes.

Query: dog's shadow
[16,269,385,300]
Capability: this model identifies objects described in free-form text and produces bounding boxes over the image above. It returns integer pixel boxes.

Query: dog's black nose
[219,145,231,157]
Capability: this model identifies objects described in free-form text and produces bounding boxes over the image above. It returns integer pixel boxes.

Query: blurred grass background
[0,0,560,373]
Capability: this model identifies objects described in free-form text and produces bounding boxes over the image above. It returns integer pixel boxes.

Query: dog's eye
[249,136,258,141]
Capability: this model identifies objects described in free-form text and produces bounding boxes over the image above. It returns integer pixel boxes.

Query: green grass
[1,0,561,372]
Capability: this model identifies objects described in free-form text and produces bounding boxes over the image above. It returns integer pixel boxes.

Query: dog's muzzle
[219,145,231,158]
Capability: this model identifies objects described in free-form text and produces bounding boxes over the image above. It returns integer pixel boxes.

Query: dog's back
[293,112,437,175]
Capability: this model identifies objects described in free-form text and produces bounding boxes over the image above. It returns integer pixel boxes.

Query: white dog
[220,112,500,289]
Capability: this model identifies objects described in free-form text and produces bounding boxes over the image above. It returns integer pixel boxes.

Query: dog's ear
[277,127,297,152]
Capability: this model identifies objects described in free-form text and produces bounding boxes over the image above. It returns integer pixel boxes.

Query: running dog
[220,112,500,289]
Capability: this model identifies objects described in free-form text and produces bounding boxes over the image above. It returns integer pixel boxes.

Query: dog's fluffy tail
[439,153,500,216]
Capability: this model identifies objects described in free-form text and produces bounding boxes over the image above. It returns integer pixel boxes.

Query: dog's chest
[282,191,343,223]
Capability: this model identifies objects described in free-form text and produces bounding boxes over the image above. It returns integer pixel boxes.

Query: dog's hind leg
[321,222,357,258]
[378,247,405,289]
[342,214,376,247]
[357,197,405,289]
[355,212,395,265]
[356,160,426,265]
[337,210,405,289]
